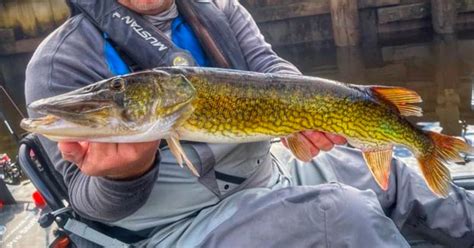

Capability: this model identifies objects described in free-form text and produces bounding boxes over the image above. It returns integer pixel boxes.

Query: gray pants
[291,146,474,247]
[75,145,474,247]
[70,183,409,247]
[138,184,408,247]
[142,145,473,247]
[195,183,408,248]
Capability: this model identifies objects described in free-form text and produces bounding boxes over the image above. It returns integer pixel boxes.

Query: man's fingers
[280,135,320,158]
[58,141,87,166]
[309,145,320,157]
[281,131,346,160]
[324,133,347,145]
[77,141,160,177]
[281,137,288,148]
[80,143,119,173]
[302,131,334,152]
[88,143,117,159]
[117,141,160,162]
[58,140,161,178]
[298,133,320,157]
[58,141,81,154]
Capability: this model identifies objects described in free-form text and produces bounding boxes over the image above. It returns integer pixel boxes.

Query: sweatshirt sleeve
[24,15,159,222]
[216,0,302,75]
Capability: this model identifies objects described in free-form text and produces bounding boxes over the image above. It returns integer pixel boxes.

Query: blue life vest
[104,15,209,75]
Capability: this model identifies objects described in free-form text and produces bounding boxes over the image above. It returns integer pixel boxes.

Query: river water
[1,28,474,177]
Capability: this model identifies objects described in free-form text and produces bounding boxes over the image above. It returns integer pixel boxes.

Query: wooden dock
[2,1,474,55]
[0,0,68,112]
[0,0,68,55]
[241,0,474,47]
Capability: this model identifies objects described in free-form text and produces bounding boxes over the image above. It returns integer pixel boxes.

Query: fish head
[22,69,196,141]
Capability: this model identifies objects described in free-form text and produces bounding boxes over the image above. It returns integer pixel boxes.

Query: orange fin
[166,132,200,177]
[370,86,423,117]
[417,131,469,197]
[285,133,313,162]
[362,147,393,191]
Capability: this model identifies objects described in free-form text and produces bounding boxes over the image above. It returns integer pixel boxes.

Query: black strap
[69,0,196,69]
[65,0,81,17]
[176,0,249,70]
[215,171,246,185]
[79,218,154,244]
[70,0,249,71]
[104,36,142,72]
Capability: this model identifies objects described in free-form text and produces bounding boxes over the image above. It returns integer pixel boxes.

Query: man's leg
[289,145,474,247]
[143,183,409,247]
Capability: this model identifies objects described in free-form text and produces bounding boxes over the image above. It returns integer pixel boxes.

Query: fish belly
[176,126,275,143]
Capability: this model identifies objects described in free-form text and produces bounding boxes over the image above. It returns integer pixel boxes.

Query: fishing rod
[0,85,25,118]
[0,111,19,144]
[0,85,25,144]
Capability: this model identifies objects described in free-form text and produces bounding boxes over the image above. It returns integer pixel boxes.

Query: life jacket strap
[176,0,249,70]
[69,0,196,69]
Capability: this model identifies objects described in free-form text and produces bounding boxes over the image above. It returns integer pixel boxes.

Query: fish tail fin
[369,86,423,117]
[417,131,469,197]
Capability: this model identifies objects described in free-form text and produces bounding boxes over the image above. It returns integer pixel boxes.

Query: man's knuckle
[319,141,334,151]
[312,149,320,157]
[80,166,94,176]
[127,151,141,161]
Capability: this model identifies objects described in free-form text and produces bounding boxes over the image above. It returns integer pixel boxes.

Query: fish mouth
[20,115,119,141]
[28,85,114,120]
[20,115,61,132]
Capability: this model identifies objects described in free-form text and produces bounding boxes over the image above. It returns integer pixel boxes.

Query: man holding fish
[23,0,474,247]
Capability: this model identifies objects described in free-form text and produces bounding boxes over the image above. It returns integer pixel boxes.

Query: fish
[21,66,470,197]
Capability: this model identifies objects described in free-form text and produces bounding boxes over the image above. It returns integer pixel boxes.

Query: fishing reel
[0,153,25,185]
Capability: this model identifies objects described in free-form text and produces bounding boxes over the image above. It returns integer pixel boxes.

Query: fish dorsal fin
[370,86,423,117]
[284,133,313,162]
[361,147,393,191]
[166,132,200,177]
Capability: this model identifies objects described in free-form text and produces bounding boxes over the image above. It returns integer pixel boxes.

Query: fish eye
[110,78,125,92]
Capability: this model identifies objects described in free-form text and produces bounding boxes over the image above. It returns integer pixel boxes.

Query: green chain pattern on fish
[21,67,470,196]
[180,71,429,156]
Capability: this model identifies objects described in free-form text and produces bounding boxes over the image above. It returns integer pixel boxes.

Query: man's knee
[311,182,381,219]
[314,183,409,247]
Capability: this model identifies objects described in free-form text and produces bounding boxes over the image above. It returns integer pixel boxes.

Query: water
[0,0,68,159]
[0,88,24,159]
[273,33,474,177]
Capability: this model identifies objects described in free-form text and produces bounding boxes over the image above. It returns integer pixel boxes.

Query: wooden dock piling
[431,0,457,34]
[329,0,360,47]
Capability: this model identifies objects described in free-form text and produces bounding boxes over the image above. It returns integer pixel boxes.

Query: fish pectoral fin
[362,147,393,191]
[285,133,314,162]
[172,105,195,128]
[166,133,200,177]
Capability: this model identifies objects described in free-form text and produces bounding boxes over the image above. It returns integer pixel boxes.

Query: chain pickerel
[22,67,470,196]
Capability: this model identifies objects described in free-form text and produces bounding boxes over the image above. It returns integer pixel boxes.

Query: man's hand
[58,141,160,180]
[281,131,346,158]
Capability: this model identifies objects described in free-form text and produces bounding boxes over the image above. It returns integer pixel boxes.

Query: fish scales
[172,68,427,154]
